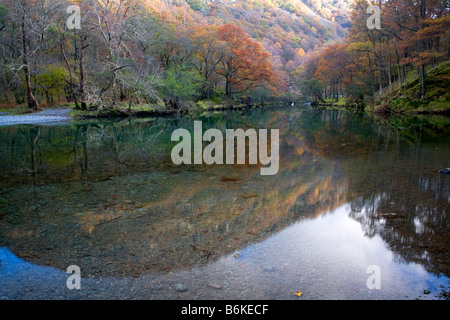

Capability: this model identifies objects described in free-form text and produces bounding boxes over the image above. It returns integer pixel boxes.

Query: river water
[0,106,448,299]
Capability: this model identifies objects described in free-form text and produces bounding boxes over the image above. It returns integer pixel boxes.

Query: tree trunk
[418,0,427,100]
[0,70,8,102]
[23,63,38,109]
[226,77,231,98]
[61,42,80,109]
[21,9,38,109]
[419,64,425,100]
[79,36,87,110]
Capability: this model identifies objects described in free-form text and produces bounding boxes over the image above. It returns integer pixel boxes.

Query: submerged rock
[439,168,450,174]
[175,283,188,292]
[207,283,223,290]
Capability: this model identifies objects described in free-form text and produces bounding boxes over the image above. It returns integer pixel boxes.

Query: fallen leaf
[294,291,302,297]
[241,194,258,199]
[221,177,239,182]
[234,254,239,258]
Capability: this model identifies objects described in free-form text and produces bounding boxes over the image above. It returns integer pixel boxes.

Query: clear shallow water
[0,106,448,300]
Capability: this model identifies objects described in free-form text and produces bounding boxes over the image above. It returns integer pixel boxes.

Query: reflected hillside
[0,109,348,277]
[0,106,447,278]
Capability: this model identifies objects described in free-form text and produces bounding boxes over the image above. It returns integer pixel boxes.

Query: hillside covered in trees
[0,0,355,113]
[0,0,448,115]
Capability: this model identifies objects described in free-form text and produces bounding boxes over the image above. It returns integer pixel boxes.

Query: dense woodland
[307,0,450,111]
[0,0,448,113]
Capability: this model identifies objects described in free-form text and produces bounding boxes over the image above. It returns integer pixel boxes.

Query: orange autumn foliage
[216,24,278,97]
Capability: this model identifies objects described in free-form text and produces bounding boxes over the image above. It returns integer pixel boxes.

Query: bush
[161,65,203,111]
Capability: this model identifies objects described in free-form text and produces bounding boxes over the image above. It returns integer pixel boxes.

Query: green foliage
[282,2,296,13]
[188,0,208,13]
[162,65,203,101]
[374,60,450,114]
[324,97,348,106]
[251,86,274,105]
[0,5,7,22]
[300,78,323,102]
[34,66,69,105]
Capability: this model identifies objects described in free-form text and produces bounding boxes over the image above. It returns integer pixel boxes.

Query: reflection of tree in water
[298,108,450,277]
[0,110,349,277]
[0,107,447,277]
[348,160,449,277]
[0,119,177,187]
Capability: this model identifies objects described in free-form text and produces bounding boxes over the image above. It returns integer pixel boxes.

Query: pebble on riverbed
[175,283,188,292]
[207,283,223,290]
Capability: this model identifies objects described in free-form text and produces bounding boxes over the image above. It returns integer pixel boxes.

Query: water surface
[0,106,448,299]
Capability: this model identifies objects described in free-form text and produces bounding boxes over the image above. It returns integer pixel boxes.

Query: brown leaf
[221,176,240,182]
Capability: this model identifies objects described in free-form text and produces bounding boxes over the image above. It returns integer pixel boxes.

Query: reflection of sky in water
[233,204,447,299]
[0,247,53,278]
[0,247,70,298]
[1,204,447,300]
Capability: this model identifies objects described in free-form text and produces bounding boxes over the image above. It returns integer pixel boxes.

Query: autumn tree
[384,0,450,99]
[191,25,226,100]
[117,13,163,110]
[58,1,95,110]
[300,78,324,102]
[315,44,350,100]
[216,24,277,98]
[3,0,61,109]
[89,0,140,109]
[319,0,450,106]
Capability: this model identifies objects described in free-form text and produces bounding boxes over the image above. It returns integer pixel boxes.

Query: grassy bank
[1,97,279,120]
[68,99,270,119]
[313,97,349,109]
[367,60,450,115]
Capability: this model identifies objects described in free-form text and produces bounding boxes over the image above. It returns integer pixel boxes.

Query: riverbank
[311,60,450,116]
[67,100,283,119]
[0,101,267,123]
[0,107,72,127]
[367,60,450,116]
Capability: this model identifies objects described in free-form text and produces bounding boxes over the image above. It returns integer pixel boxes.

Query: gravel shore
[0,108,72,127]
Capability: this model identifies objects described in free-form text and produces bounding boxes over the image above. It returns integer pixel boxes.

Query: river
[0,106,448,299]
